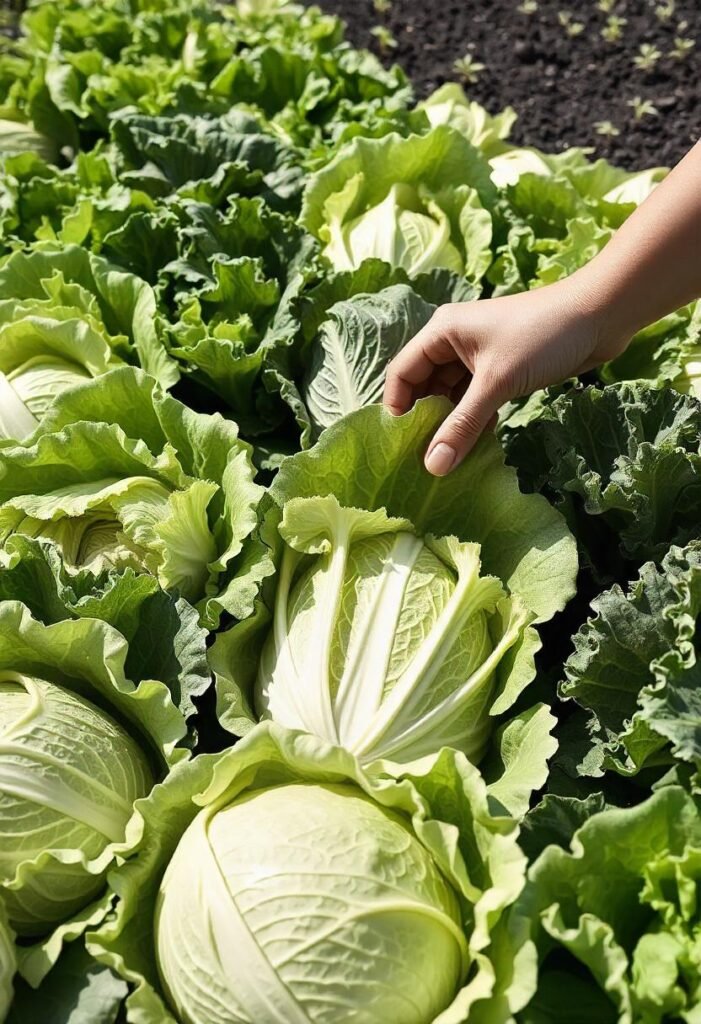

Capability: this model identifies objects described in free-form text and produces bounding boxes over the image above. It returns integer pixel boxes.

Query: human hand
[383,271,632,476]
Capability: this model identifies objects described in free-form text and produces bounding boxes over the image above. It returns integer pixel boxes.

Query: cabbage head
[0,672,152,936]
[91,722,533,1024]
[419,84,517,156]
[213,398,577,768]
[0,602,189,987]
[0,367,261,627]
[158,781,466,1024]
[0,245,176,442]
[255,496,526,763]
[301,127,497,284]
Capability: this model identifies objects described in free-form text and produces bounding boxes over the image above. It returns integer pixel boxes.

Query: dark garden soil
[313,0,700,170]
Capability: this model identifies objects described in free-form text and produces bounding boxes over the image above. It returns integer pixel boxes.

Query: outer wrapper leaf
[90,721,533,1024]
[0,604,191,986]
[6,942,126,1024]
[302,283,435,438]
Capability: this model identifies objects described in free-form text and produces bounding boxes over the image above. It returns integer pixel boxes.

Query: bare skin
[383,139,701,476]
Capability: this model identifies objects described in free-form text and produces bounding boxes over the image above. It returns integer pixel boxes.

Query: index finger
[383,311,459,415]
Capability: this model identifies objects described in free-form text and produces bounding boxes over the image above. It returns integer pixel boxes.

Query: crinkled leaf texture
[511,786,701,1024]
[213,397,575,778]
[266,259,477,452]
[89,721,533,1024]
[0,366,262,630]
[561,540,701,780]
[0,603,190,986]
[504,382,701,576]
[302,283,435,437]
[602,302,701,399]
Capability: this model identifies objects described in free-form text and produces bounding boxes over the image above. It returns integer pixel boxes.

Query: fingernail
[425,443,456,476]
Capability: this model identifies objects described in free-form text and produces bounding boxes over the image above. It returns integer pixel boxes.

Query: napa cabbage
[255,497,527,763]
[214,398,577,771]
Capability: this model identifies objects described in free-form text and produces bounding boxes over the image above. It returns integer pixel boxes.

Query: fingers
[424,371,505,476]
[383,306,471,415]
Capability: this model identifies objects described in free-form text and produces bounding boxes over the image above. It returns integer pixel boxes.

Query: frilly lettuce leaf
[504,383,701,578]
[0,244,176,443]
[511,786,701,1024]
[0,366,262,630]
[560,541,701,780]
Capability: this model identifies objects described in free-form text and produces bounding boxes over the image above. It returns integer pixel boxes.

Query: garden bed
[309,0,700,168]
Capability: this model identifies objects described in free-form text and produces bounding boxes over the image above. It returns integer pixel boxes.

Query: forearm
[573,139,701,347]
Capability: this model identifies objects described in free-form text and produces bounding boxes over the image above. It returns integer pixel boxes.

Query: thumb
[424,371,503,476]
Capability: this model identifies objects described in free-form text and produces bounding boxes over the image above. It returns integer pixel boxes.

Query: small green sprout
[671,36,695,59]
[370,25,397,51]
[557,10,585,34]
[594,120,621,137]
[654,0,675,21]
[372,0,392,13]
[596,0,616,11]
[517,0,538,12]
[633,43,662,71]
[601,14,627,42]
[453,53,486,83]
[627,96,659,120]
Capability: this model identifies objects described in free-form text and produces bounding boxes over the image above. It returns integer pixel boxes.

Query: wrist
[566,258,637,363]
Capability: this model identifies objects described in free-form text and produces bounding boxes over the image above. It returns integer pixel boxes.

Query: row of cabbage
[0,0,700,1022]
